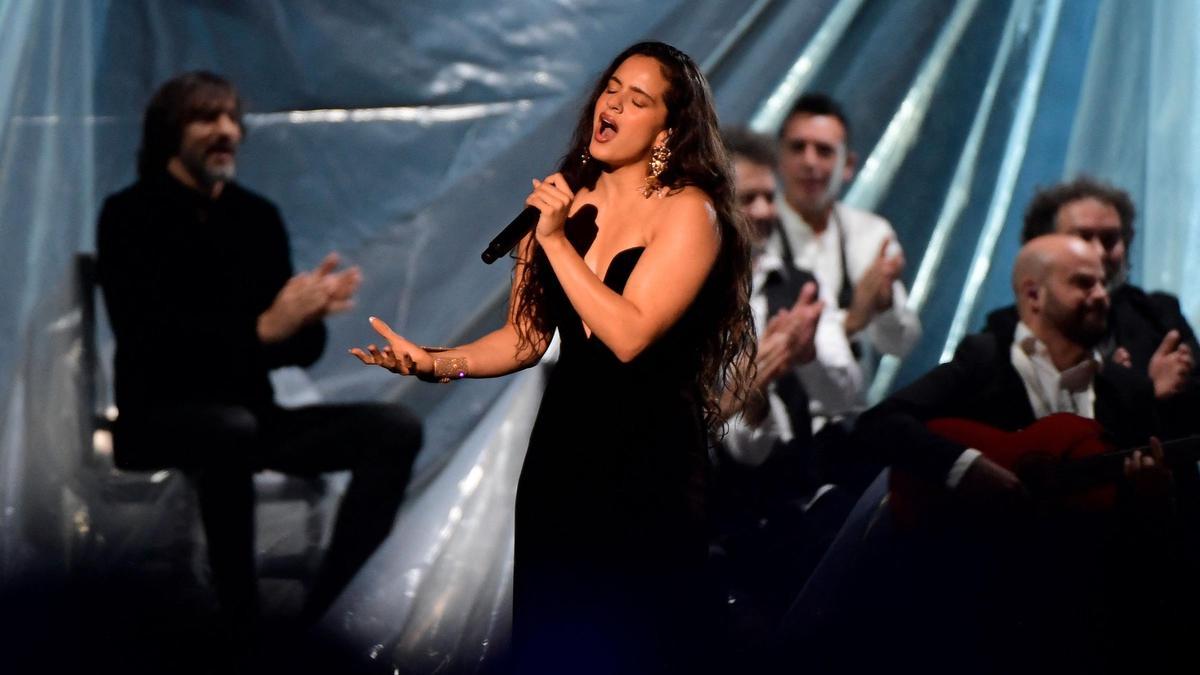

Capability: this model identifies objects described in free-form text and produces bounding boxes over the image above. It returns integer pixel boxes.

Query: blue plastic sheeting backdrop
[1,0,1198,672]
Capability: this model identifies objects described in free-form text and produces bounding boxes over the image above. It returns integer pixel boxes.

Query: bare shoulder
[663,185,715,218]
[650,186,718,244]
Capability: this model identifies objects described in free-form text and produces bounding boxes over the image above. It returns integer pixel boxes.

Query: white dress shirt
[945,322,1103,488]
[776,198,922,362]
[723,229,863,466]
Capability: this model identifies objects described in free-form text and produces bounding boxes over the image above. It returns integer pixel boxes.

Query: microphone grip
[481,171,578,264]
[481,206,540,264]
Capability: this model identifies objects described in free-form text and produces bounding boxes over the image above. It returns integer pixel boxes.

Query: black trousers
[114,402,421,624]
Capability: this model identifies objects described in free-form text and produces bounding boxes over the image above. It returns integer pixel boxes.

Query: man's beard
[203,160,236,183]
[182,143,237,186]
[1048,296,1108,348]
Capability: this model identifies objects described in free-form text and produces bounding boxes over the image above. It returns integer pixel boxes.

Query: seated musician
[982,177,1200,571]
[848,234,1191,675]
[986,178,1198,437]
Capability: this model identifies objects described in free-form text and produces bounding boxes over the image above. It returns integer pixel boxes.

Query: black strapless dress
[513,246,713,674]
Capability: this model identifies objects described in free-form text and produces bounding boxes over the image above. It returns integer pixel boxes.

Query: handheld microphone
[481,206,540,264]
[480,172,576,264]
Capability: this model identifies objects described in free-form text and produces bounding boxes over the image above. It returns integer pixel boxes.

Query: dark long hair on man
[511,41,756,438]
[137,70,243,178]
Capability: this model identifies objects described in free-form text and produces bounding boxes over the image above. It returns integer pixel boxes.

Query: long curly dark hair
[511,41,756,439]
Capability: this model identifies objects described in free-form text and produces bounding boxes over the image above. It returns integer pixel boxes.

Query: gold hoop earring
[641,143,671,198]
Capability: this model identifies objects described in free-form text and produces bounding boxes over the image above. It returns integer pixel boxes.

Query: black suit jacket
[856,331,1159,484]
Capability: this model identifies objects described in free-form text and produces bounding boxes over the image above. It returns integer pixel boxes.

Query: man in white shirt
[720,127,839,471]
[775,93,921,418]
[710,130,865,656]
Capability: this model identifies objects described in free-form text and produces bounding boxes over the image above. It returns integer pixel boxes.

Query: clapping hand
[314,252,362,315]
[785,281,823,364]
[845,239,904,336]
[257,251,362,343]
[754,281,824,389]
[1147,330,1194,399]
[754,322,795,389]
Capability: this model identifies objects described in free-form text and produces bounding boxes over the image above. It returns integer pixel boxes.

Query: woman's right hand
[349,316,434,378]
[526,172,574,241]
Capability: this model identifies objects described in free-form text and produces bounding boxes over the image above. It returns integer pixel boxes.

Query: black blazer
[855,331,1159,484]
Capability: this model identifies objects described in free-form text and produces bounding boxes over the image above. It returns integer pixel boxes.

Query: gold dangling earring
[641,143,671,198]
[579,148,591,167]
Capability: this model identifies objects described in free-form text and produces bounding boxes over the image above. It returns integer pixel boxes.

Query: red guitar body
[888,413,1118,528]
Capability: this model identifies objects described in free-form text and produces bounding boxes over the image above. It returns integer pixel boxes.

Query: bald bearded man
[800,235,1190,675]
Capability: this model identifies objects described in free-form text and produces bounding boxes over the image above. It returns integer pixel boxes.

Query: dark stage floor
[0,568,378,675]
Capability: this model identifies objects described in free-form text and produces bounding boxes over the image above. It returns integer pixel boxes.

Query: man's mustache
[207,138,238,154]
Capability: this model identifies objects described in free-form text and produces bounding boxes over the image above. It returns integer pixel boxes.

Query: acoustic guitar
[888,413,1198,528]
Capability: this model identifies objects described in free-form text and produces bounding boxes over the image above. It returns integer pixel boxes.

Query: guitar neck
[1064,435,1200,486]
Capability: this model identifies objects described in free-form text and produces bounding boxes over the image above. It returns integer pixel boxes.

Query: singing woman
[352,41,754,673]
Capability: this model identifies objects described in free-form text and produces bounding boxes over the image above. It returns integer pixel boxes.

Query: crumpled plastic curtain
[1064,0,1200,323]
[861,0,1199,392]
[2,0,1198,672]
[0,0,106,581]
[819,0,1106,393]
